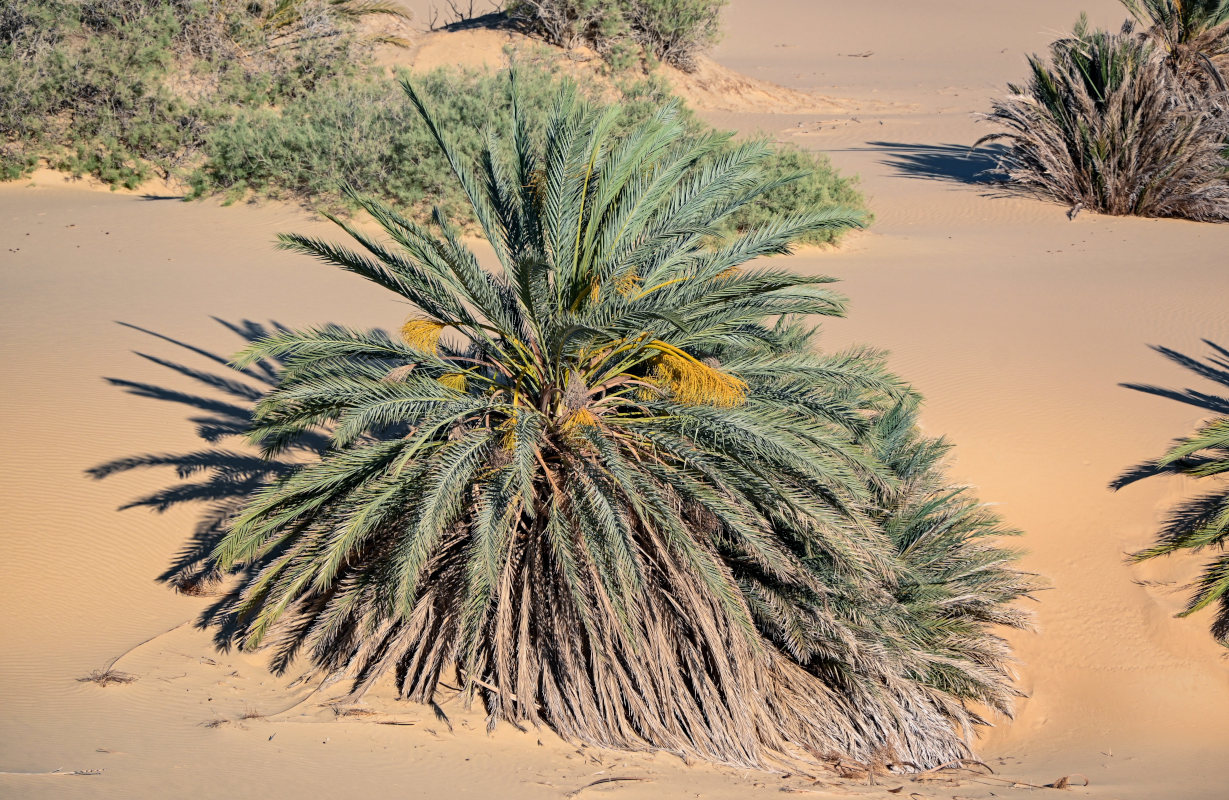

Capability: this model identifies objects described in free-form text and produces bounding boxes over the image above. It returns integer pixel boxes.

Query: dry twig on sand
[565,777,649,798]
[0,768,102,776]
[913,763,1090,791]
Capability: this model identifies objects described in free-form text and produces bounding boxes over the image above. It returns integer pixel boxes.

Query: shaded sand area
[3,1,1228,797]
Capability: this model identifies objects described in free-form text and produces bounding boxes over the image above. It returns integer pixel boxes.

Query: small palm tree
[189,73,1032,769]
[977,16,1229,220]
[1113,342,1229,644]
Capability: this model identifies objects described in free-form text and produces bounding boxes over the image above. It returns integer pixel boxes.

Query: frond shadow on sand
[86,319,332,662]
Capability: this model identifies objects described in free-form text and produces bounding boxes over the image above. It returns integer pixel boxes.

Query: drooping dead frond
[325,508,969,770]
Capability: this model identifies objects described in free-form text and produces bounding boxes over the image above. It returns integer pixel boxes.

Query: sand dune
[3,1,1228,798]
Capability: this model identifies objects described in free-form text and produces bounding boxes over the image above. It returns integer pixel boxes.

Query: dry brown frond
[382,364,416,383]
[325,516,968,772]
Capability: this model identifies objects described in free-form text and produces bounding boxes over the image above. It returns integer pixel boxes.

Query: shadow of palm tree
[1118,341,1229,415]
[1111,340,1229,645]
[86,319,332,663]
[861,141,1009,185]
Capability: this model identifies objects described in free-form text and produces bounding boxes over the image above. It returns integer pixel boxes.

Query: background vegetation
[2,0,862,244]
[0,0,397,186]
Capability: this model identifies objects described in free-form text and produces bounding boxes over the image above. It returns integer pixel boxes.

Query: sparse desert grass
[199,708,266,727]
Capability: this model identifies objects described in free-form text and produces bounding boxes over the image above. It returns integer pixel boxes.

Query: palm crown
[196,74,1035,770]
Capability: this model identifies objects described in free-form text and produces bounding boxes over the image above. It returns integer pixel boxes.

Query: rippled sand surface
[3,2,1228,797]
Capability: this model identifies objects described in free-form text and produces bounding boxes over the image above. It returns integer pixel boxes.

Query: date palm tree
[192,73,1033,770]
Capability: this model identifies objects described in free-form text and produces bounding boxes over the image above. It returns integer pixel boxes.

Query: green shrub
[510,0,726,70]
[0,0,382,184]
[625,0,724,70]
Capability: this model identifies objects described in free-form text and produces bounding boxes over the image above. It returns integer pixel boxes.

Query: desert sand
[2,1,1227,798]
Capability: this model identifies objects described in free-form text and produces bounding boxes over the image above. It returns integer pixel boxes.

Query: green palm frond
[1114,342,1229,644]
